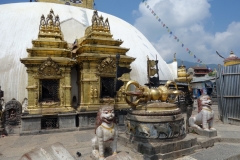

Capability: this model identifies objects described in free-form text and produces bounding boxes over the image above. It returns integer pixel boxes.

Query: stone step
[118,134,198,160]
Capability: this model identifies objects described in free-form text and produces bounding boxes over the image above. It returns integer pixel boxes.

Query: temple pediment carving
[97,57,116,75]
[37,57,62,78]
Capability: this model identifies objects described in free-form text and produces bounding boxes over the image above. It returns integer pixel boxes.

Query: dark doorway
[40,79,59,102]
[101,77,115,98]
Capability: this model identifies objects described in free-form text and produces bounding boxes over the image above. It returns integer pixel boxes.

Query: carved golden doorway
[100,77,115,98]
[39,79,60,102]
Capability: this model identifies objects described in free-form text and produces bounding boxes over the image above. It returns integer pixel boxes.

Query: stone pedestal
[188,127,217,138]
[5,125,21,135]
[58,113,77,129]
[119,133,198,160]
[125,102,186,141]
[21,115,42,132]
[21,113,78,135]
[4,98,22,135]
[78,111,97,129]
[118,102,199,159]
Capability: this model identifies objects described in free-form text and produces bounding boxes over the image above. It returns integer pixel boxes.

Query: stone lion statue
[189,95,216,131]
[91,105,118,160]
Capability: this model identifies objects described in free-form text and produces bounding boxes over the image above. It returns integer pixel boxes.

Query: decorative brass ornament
[39,9,62,39]
[97,57,116,73]
[124,80,183,108]
[92,10,110,33]
[124,56,186,141]
[176,62,192,83]
[38,57,62,77]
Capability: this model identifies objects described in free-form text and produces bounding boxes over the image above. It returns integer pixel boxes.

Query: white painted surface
[0,2,176,102]
[167,61,178,80]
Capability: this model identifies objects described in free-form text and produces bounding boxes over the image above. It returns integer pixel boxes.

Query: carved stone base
[78,112,97,129]
[188,127,217,137]
[21,115,42,133]
[5,125,21,135]
[0,128,5,136]
[118,133,198,160]
[21,113,77,135]
[58,113,77,129]
[125,102,186,141]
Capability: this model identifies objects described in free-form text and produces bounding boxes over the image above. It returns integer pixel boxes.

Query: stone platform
[0,105,240,160]
[188,127,217,138]
[118,133,197,160]
[21,113,77,135]
[125,102,186,141]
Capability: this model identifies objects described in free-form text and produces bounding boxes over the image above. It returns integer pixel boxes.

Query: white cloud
[134,0,240,65]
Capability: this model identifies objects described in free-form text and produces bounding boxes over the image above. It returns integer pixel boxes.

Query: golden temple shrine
[73,10,135,111]
[36,0,95,9]
[176,63,192,83]
[0,2,190,135]
[224,50,240,66]
[21,9,134,114]
[21,9,76,115]
[20,9,134,123]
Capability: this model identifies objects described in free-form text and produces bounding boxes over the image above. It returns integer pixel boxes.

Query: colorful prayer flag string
[142,0,206,66]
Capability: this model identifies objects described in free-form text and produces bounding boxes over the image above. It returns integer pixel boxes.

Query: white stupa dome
[0,2,177,102]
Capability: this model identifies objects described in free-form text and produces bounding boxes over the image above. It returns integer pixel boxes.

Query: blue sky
[1,0,240,65]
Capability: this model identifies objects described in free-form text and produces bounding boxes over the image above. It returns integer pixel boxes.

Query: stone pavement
[0,104,239,160]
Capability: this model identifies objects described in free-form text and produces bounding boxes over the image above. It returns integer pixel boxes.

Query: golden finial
[38,9,63,39]
[91,10,110,32]
[50,8,54,15]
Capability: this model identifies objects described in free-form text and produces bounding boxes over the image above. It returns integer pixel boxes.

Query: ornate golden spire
[38,9,62,40]
[91,10,110,33]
